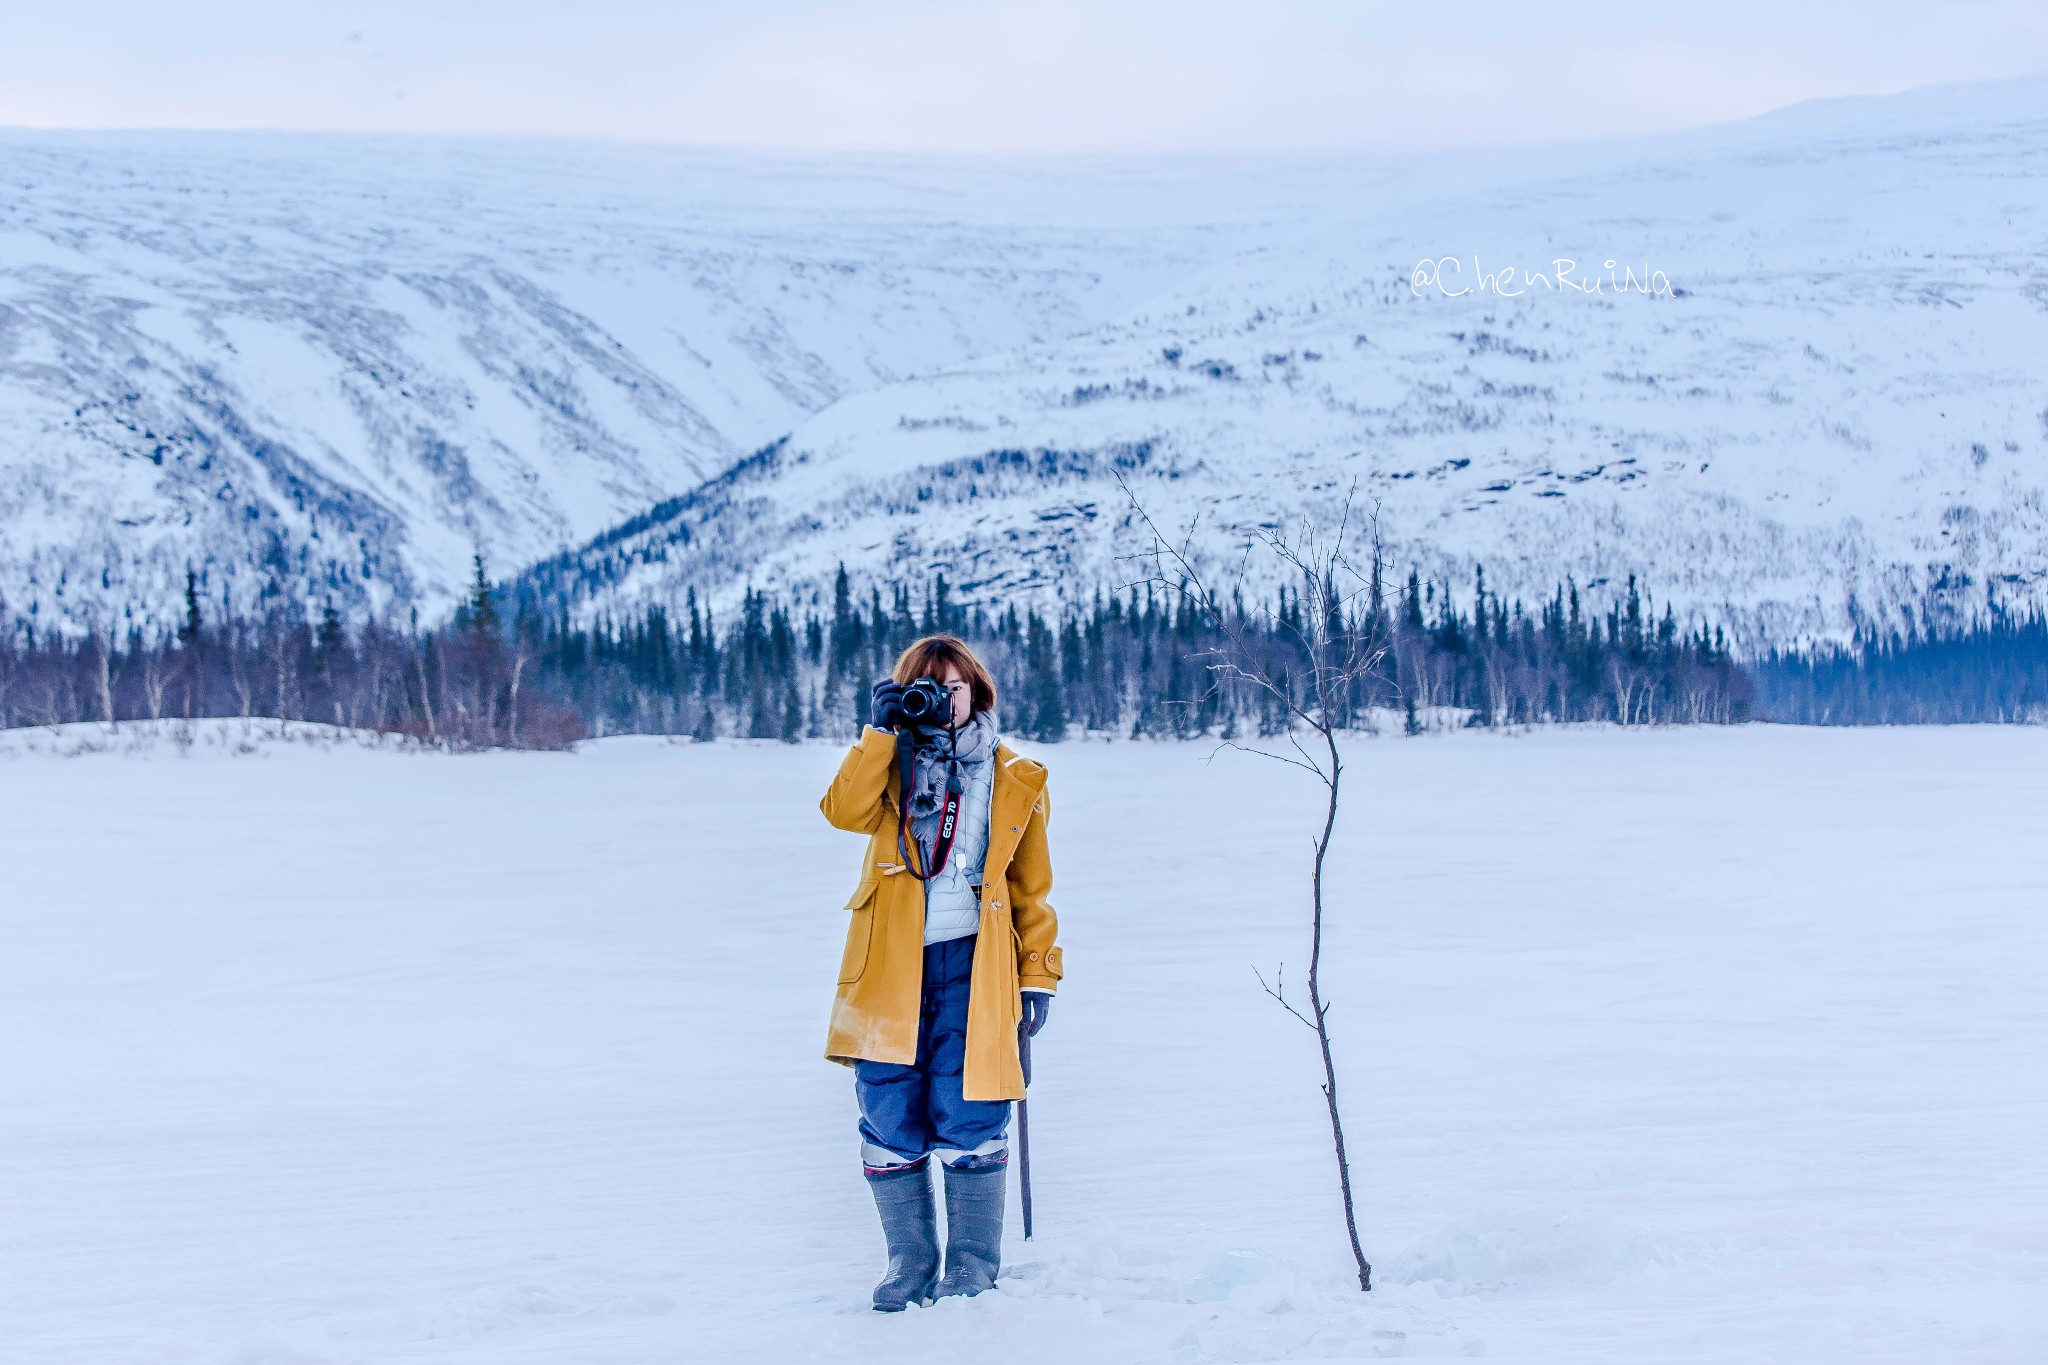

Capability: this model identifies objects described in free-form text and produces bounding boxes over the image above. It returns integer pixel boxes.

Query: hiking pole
[1017,1020,1035,1240]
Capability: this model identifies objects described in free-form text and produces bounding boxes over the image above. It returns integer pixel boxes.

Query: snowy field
[3,722,2044,1364]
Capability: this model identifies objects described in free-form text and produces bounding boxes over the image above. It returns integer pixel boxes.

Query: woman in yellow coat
[819,633,1062,1310]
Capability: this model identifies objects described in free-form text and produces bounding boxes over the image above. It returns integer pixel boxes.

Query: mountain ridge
[0,132,1231,631]
[511,76,2048,645]
[6,76,2047,644]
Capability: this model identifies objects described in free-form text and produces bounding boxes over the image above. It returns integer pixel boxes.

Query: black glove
[1021,992,1052,1038]
[870,680,907,732]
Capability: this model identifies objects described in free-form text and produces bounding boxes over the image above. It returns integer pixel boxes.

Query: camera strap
[895,733,964,882]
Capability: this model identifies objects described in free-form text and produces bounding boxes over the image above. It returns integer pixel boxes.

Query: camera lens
[898,678,948,726]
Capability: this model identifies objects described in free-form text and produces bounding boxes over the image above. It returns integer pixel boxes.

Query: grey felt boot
[935,1155,1006,1298]
[866,1159,939,1311]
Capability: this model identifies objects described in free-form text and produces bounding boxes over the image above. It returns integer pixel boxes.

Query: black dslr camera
[897,676,952,733]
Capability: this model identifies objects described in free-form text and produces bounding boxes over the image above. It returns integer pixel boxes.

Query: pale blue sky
[2,1,2044,152]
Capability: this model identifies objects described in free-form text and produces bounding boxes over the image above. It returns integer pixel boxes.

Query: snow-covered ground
[3,723,2044,1362]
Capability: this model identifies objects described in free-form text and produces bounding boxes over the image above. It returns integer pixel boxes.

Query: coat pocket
[838,884,877,984]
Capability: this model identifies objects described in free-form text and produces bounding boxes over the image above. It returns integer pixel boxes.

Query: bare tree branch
[1254,964,1321,1032]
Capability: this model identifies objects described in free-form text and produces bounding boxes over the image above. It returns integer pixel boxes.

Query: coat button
[1028,952,1040,961]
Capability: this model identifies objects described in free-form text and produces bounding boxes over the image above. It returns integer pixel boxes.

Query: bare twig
[1253,963,1320,1032]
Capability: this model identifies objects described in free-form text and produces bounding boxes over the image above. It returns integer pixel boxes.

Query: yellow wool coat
[819,725,1063,1102]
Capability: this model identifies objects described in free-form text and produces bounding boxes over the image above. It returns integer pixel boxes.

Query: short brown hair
[892,633,997,718]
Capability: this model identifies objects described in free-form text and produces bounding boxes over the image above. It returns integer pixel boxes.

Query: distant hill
[517,77,2048,646]
[7,76,2047,647]
[0,133,1225,630]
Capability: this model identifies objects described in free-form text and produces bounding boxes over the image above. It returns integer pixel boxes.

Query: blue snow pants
[856,934,1011,1163]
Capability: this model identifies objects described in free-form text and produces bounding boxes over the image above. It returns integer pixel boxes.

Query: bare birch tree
[139,643,173,721]
[86,617,117,728]
[1118,473,1386,1292]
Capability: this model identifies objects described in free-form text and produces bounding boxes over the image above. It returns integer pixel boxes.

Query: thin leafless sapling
[1118,473,1390,1292]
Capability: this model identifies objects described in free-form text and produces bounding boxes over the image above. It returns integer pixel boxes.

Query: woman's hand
[870,680,907,732]
[1021,992,1052,1037]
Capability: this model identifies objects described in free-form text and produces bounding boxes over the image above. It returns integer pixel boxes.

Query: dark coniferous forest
[1749,606,2048,725]
[0,560,2039,746]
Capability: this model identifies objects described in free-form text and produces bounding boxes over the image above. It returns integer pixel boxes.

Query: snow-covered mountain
[0,133,1244,630]
[523,77,2048,644]
[9,77,2048,644]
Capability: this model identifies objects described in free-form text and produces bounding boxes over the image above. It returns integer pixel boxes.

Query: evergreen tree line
[1749,605,2048,724]
[0,561,586,749]
[0,561,1767,746]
